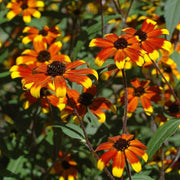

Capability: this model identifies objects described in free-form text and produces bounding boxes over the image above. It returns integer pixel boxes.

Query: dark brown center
[134,30,147,41]
[21,3,28,10]
[134,87,145,97]
[114,138,130,151]
[46,61,66,77]
[37,50,51,62]
[169,103,179,114]
[114,38,128,49]
[39,29,48,36]
[62,160,71,169]
[78,92,94,106]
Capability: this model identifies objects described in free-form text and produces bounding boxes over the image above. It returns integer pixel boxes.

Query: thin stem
[151,60,180,103]
[66,95,115,180]
[125,155,132,180]
[122,68,128,134]
[100,0,104,37]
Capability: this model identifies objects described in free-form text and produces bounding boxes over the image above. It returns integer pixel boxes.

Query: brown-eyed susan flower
[6,0,44,23]
[10,59,98,98]
[61,85,116,123]
[50,151,78,180]
[20,88,66,113]
[164,101,180,118]
[89,33,144,69]
[22,25,61,45]
[16,37,69,66]
[118,78,161,116]
[96,134,148,178]
[123,18,171,60]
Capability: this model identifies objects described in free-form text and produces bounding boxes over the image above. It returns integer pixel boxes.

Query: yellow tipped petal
[111,105,117,113]
[23,101,30,109]
[59,176,65,180]
[57,103,66,111]
[16,56,24,65]
[97,113,105,123]
[161,29,169,35]
[56,86,66,98]
[81,78,92,89]
[23,26,30,33]
[89,39,96,47]
[7,11,16,20]
[92,69,99,80]
[24,82,34,89]
[95,57,104,67]
[11,71,20,79]
[60,110,69,120]
[36,1,44,7]
[131,162,142,172]
[30,86,41,98]
[115,60,126,69]
[97,159,105,171]
[162,41,172,52]
[146,19,156,25]
[112,167,123,178]
[136,56,144,66]
[6,2,12,8]
[142,153,148,162]
[42,107,49,113]
[144,106,153,116]
[148,50,159,60]
[100,72,109,80]
[22,37,31,44]
[23,15,31,23]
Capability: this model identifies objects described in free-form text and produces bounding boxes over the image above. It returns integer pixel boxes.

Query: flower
[96,134,148,178]
[117,78,161,116]
[22,25,61,44]
[61,85,116,123]
[10,59,98,98]
[123,18,171,60]
[50,151,78,180]
[20,88,66,113]
[89,33,144,69]
[6,0,44,23]
[164,101,180,118]
[16,37,68,66]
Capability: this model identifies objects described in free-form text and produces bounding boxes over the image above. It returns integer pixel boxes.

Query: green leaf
[170,51,180,72]
[73,40,85,61]
[147,119,180,159]
[0,71,10,78]
[165,0,180,40]
[130,175,154,180]
[52,123,85,140]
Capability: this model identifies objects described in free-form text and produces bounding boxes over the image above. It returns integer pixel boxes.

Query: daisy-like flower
[50,151,78,180]
[117,78,161,116]
[61,85,116,123]
[22,25,60,45]
[96,134,148,178]
[16,37,69,66]
[123,18,171,60]
[20,88,66,113]
[6,0,44,23]
[164,101,180,118]
[89,33,144,69]
[10,59,98,98]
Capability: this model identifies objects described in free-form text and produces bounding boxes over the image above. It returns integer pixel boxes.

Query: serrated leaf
[165,0,180,40]
[147,119,180,159]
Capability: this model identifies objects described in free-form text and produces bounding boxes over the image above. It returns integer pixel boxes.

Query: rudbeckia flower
[96,134,148,178]
[16,37,68,66]
[50,151,78,180]
[22,25,61,44]
[20,88,66,113]
[117,78,161,116]
[164,101,180,118]
[123,18,171,60]
[89,33,144,69]
[6,0,44,23]
[10,59,98,98]
[61,85,116,123]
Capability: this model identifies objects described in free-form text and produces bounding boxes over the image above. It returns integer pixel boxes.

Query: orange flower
[22,25,61,44]
[50,151,78,180]
[123,19,171,60]
[16,37,68,66]
[89,33,144,69]
[6,0,44,23]
[96,134,148,178]
[61,85,116,123]
[118,78,161,116]
[10,59,98,98]
[20,88,66,113]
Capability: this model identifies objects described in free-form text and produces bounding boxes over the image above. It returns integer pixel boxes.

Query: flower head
[6,0,44,23]
[50,151,78,180]
[89,33,144,69]
[61,85,116,123]
[123,19,171,60]
[96,134,148,178]
[117,78,161,116]
[22,25,61,44]
[10,59,98,98]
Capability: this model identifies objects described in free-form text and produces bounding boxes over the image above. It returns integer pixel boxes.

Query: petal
[33,36,47,52]
[112,151,125,178]
[129,140,147,149]
[114,50,126,69]
[89,38,113,48]
[95,142,114,151]
[104,33,119,42]
[148,28,169,37]
[128,96,139,113]
[90,109,106,123]
[141,19,156,33]
[48,41,62,56]
[54,76,67,97]
[140,95,153,115]
[97,149,117,170]
[122,27,136,35]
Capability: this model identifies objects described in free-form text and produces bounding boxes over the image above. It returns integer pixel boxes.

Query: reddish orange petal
[89,38,113,48]
[129,140,147,149]
[140,95,153,115]
[95,142,114,151]
[104,33,119,42]
[54,76,67,97]
[128,96,139,113]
